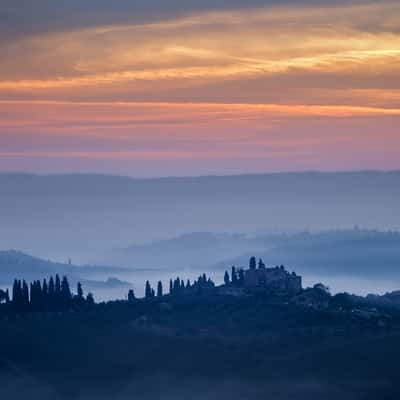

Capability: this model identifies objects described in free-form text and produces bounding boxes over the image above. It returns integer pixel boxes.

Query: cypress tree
[249,256,257,270]
[186,279,191,289]
[22,280,29,310]
[37,281,42,308]
[77,282,84,299]
[61,276,72,306]
[34,281,39,308]
[42,279,48,308]
[128,289,135,302]
[54,274,61,308]
[36,280,44,310]
[145,281,152,299]
[174,278,181,293]
[42,279,48,294]
[55,274,61,295]
[49,276,55,300]
[224,270,230,285]
[12,279,19,307]
[169,279,173,295]
[28,281,43,311]
[30,282,35,308]
[157,281,163,297]
[17,280,23,309]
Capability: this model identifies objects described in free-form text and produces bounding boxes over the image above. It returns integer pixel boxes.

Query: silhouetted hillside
[1,286,400,399]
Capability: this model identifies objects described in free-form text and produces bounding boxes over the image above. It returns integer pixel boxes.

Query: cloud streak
[1,100,400,135]
[0,1,399,175]
[0,101,399,175]
[1,2,399,106]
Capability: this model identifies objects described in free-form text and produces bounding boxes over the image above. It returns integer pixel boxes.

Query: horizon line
[1,169,400,181]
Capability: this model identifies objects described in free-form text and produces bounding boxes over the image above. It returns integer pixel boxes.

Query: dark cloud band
[0,0,365,41]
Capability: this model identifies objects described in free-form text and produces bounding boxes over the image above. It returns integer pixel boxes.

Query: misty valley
[1,227,400,301]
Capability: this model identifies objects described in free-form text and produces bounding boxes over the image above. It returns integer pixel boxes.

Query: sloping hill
[0,250,128,286]
[100,232,266,269]
[211,230,400,278]
[0,250,75,283]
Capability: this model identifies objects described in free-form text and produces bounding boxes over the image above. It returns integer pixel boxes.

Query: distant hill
[0,250,75,282]
[0,250,129,289]
[210,230,400,278]
[98,229,400,281]
[100,232,267,269]
[1,171,400,262]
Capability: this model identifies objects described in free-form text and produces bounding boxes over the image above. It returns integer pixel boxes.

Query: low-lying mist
[1,172,399,263]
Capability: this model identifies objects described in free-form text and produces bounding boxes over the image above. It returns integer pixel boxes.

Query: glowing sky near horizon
[0,0,399,176]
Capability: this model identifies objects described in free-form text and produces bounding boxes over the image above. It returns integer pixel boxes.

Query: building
[244,258,302,293]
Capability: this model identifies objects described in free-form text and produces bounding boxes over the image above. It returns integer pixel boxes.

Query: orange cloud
[1,2,400,175]
[0,1,399,110]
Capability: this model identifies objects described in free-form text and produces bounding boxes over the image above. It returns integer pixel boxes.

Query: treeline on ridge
[1,275,94,313]
[133,273,215,301]
[0,271,217,314]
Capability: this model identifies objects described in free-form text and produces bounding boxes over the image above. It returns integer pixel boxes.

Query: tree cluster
[143,273,215,300]
[9,275,94,313]
[224,266,245,286]
[145,280,156,299]
[0,288,10,304]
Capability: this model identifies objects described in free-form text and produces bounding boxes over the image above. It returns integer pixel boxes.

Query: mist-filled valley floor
[1,228,400,300]
[1,172,399,298]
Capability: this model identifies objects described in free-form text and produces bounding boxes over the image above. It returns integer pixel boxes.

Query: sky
[0,0,399,177]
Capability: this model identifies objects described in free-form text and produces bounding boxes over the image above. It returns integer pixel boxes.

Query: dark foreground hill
[1,290,400,399]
